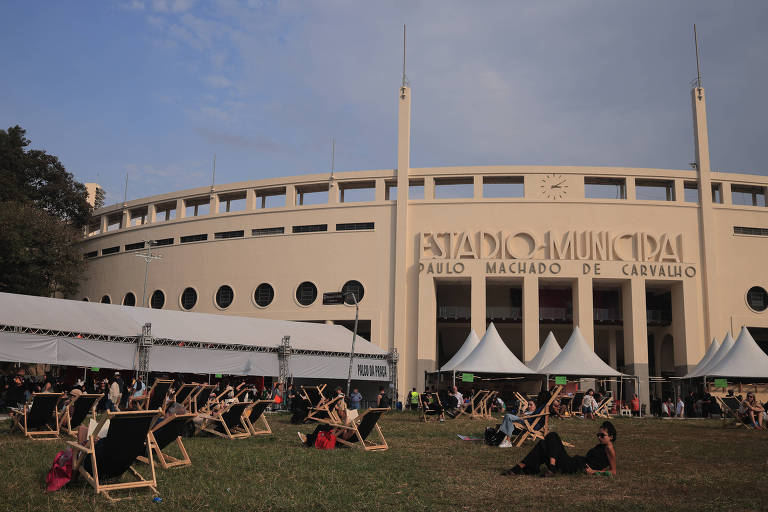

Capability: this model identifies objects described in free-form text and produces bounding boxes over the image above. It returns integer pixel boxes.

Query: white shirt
[453,392,463,405]
[675,400,684,417]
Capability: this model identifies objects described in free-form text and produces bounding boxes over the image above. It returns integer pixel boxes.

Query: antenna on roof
[402,24,409,88]
[123,171,128,206]
[693,24,703,96]
[330,137,335,181]
[210,154,216,192]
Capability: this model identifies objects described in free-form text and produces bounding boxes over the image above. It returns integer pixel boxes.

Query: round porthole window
[746,286,768,312]
[100,295,111,304]
[181,287,197,310]
[254,283,274,308]
[296,281,317,306]
[151,290,165,309]
[342,280,364,305]
[123,292,136,307]
[216,285,234,309]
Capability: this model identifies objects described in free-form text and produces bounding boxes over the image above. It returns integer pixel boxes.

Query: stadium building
[75,75,768,406]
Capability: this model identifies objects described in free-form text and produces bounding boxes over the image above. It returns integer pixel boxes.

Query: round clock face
[540,173,568,200]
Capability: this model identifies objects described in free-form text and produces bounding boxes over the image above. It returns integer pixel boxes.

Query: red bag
[314,430,337,450]
[46,448,74,492]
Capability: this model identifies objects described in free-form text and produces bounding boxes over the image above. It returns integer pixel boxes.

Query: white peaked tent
[706,327,768,378]
[696,332,735,377]
[440,330,480,371]
[526,331,562,373]
[684,337,720,378]
[456,323,534,374]
[540,326,621,377]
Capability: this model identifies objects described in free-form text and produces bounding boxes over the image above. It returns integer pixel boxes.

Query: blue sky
[2,1,767,206]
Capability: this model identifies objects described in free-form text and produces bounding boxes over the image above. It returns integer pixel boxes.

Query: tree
[0,126,92,297]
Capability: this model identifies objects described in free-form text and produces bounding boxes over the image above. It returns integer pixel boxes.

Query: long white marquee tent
[0,292,390,381]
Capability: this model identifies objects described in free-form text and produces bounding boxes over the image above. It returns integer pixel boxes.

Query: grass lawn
[1,412,767,511]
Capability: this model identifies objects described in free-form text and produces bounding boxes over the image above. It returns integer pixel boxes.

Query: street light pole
[345,292,359,401]
[135,240,163,307]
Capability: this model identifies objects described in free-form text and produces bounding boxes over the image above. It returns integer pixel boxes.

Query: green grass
[2,413,767,511]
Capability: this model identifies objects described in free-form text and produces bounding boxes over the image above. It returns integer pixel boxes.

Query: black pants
[519,432,585,474]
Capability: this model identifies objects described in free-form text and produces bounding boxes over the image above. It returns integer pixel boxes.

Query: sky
[2,1,767,206]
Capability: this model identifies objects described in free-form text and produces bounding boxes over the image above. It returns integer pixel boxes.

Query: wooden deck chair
[718,396,750,428]
[332,408,389,451]
[455,390,487,419]
[300,385,328,408]
[170,384,198,411]
[137,413,196,469]
[594,395,613,418]
[418,392,445,422]
[10,392,65,439]
[210,385,234,407]
[306,394,344,423]
[66,409,162,502]
[131,379,173,411]
[190,384,216,414]
[243,400,275,436]
[232,383,251,402]
[511,385,563,447]
[479,391,498,419]
[568,392,585,417]
[200,401,253,439]
[59,393,103,437]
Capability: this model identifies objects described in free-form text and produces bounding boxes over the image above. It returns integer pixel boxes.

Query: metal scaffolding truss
[0,324,136,344]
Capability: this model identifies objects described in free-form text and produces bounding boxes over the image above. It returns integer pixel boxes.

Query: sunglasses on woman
[596,433,607,439]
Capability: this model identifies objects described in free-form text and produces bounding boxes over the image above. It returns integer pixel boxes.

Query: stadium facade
[75,81,768,406]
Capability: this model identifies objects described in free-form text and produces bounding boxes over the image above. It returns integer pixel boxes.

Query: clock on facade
[540,173,569,199]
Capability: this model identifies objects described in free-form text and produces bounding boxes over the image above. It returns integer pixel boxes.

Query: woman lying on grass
[502,421,617,476]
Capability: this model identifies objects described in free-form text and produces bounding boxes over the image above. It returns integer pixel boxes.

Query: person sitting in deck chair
[739,393,765,429]
[503,421,617,476]
[497,400,537,448]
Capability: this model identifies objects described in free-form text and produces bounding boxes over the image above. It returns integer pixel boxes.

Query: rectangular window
[296,184,329,206]
[154,238,174,246]
[185,196,210,217]
[180,234,208,243]
[483,176,524,198]
[409,179,424,200]
[87,220,101,237]
[106,214,122,232]
[155,202,176,221]
[129,207,148,226]
[101,246,120,255]
[252,227,285,236]
[385,180,398,200]
[339,181,376,203]
[219,191,247,213]
[434,177,474,199]
[711,183,723,204]
[125,241,146,251]
[734,226,768,236]
[336,222,375,231]
[731,185,766,207]
[292,224,328,233]
[256,187,286,209]
[585,177,627,199]
[683,181,699,203]
[214,230,244,239]
[635,179,675,201]
[84,250,98,259]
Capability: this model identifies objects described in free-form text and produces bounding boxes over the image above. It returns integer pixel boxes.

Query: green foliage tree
[0,126,91,297]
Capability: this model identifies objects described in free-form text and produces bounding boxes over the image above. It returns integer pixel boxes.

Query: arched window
[100,295,111,304]
[123,292,136,307]
[151,290,165,309]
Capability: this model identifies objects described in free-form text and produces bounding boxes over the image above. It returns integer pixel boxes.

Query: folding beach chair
[718,396,751,428]
[511,386,563,447]
[594,395,613,418]
[170,384,199,411]
[130,379,173,411]
[301,386,343,423]
[418,392,445,422]
[9,392,65,439]
[244,400,275,436]
[200,401,253,439]
[300,385,327,409]
[59,393,103,437]
[455,390,488,419]
[66,409,162,502]
[137,413,196,469]
[190,384,216,414]
[568,392,585,417]
[332,408,390,451]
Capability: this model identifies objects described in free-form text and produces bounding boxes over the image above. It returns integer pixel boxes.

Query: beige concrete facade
[75,85,768,408]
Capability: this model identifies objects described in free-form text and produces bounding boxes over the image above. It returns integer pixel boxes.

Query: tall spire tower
[692,24,716,348]
[392,25,412,392]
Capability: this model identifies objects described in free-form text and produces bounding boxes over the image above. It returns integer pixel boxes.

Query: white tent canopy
[526,331,562,373]
[706,327,768,378]
[696,331,735,377]
[455,323,534,374]
[540,326,622,377]
[440,330,480,371]
[684,337,720,378]
[0,292,389,380]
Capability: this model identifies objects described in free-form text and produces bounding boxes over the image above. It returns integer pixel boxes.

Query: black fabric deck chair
[306,394,344,423]
[191,384,216,414]
[59,393,103,437]
[244,400,274,436]
[10,392,64,439]
[67,409,162,501]
[170,384,198,411]
[569,393,585,416]
[329,408,389,451]
[131,379,173,411]
[718,396,750,427]
[137,413,196,469]
[418,393,445,422]
[200,401,253,439]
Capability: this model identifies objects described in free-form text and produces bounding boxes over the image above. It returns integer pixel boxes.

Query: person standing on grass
[675,396,685,418]
[377,387,391,408]
[349,388,362,410]
[409,388,419,410]
[582,389,598,419]
[503,421,617,476]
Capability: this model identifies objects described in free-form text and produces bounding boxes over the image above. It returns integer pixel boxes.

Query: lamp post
[134,240,163,307]
[322,290,359,401]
